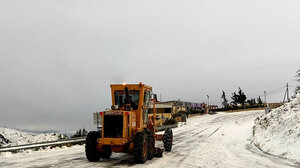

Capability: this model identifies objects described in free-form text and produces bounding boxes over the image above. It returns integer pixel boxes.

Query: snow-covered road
[1,110,298,168]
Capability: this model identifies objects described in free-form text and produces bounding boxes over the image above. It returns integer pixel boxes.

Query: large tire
[163,128,173,152]
[133,131,148,163]
[146,130,154,160]
[85,131,101,162]
[100,145,112,159]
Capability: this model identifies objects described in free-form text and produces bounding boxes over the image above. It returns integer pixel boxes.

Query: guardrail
[0,137,86,153]
[0,124,178,153]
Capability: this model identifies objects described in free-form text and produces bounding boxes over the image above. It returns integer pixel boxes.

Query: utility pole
[287,83,289,101]
[206,95,209,114]
[283,83,289,103]
[207,95,209,107]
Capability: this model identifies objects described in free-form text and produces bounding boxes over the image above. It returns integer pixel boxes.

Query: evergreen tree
[237,87,247,108]
[82,128,88,136]
[257,96,263,105]
[221,91,229,108]
[231,88,247,108]
[246,99,251,107]
[247,98,256,107]
[252,98,256,105]
[231,92,239,107]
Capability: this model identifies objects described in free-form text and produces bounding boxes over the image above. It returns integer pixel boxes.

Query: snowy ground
[1,110,298,168]
[253,92,300,164]
[0,127,58,147]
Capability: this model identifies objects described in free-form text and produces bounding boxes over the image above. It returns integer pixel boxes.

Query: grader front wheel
[85,131,101,162]
[134,131,148,163]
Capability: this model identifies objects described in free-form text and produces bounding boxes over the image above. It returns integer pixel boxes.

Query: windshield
[114,90,140,110]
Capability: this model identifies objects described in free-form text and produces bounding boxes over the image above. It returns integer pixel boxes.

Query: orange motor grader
[85,83,173,163]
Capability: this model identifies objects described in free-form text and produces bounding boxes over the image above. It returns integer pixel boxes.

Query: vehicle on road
[85,82,173,163]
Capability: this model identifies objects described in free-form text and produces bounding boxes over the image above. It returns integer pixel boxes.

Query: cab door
[143,90,150,124]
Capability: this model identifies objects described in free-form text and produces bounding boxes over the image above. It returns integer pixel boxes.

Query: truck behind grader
[85,83,173,163]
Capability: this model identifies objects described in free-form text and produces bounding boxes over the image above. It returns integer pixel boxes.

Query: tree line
[221,88,263,109]
[220,67,300,109]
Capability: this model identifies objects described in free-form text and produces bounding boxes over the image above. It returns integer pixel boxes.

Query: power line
[257,85,286,97]
[267,88,286,95]
[257,85,289,104]
[266,86,286,94]
[288,85,297,88]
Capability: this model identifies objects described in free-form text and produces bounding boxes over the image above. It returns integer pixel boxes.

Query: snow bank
[253,92,300,163]
[0,127,58,147]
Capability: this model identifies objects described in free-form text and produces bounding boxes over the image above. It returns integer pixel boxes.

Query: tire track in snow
[162,121,224,168]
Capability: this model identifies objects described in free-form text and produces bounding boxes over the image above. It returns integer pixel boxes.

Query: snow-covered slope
[253,92,300,163]
[0,127,58,147]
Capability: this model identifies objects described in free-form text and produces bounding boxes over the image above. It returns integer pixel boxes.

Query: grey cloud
[0,0,299,131]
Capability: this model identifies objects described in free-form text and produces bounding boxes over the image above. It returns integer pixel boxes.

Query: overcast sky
[0,0,300,131]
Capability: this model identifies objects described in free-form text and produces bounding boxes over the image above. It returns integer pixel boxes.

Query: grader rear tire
[134,131,148,163]
[85,131,101,162]
[163,128,173,152]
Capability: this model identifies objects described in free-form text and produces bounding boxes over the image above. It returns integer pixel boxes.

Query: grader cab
[85,83,173,163]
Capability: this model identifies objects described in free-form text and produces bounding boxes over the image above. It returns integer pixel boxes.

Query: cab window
[114,90,140,110]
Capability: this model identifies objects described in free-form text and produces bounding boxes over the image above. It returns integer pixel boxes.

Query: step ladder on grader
[86,82,173,163]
